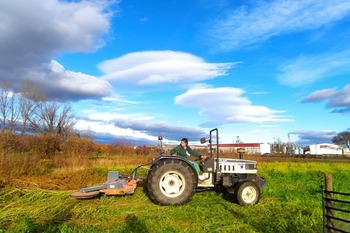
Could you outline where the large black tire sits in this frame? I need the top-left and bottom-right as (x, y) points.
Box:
(234, 181), (261, 205)
(147, 158), (197, 205)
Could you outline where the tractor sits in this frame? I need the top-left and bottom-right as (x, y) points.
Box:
(146, 128), (266, 205)
(71, 128), (266, 206)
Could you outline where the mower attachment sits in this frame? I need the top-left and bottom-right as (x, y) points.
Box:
(70, 171), (137, 200)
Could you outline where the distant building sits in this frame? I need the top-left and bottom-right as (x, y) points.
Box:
(260, 143), (272, 154)
(212, 143), (271, 154)
(303, 143), (344, 155)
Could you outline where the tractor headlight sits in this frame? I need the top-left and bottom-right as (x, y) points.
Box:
(246, 163), (256, 170)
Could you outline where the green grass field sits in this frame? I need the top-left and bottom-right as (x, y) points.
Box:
(1, 160), (349, 233)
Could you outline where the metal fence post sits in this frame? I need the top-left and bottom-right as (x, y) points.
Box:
(325, 173), (334, 232)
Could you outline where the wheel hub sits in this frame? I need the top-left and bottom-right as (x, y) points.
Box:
(241, 186), (257, 203)
(159, 171), (185, 197)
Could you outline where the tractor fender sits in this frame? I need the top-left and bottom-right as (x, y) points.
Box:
(149, 156), (199, 181)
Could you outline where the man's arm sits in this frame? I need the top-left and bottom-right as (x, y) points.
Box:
(188, 147), (200, 158)
(170, 145), (180, 155)
(188, 147), (207, 160)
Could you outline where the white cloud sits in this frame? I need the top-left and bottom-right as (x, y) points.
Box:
(0, 0), (111, 53)
(289, 130), (336, 145)
(75, 119), (157, 142)
(22, 61), (113, 100)
(277, 50), (350, 87)
(327, 85), (350, 105)
(301, 84), (350, 114)
(76, 109), (206, 142)
(0, 0), (113, 99)
(207, 0), (350, 51)
(101, 96), (137, 104)
(174, 85), (292, 125)
(301, 88), (337, 103)
(82, 109), (154, 122)
(99, 50), (235, 86)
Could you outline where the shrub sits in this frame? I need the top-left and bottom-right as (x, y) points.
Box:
(0, 131), (17, 154)
(60, 135), (99, 158)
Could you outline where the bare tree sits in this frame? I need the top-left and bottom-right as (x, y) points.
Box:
(19, 80), (45, 135)
(7, 90), (20, 132)
(0, 85), (9, 131)
(0, 83), (20, 132)
(0, 80), (76, 138)
(56, 104), (76, 138)
(29, 100), (76, 138)
(332, 131), (350, 149)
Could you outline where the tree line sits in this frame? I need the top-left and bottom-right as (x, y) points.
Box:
(332, 131), (350, 149)
(0, 81), (75, 138)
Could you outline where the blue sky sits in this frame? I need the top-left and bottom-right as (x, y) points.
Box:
(1, 0), (350, 146)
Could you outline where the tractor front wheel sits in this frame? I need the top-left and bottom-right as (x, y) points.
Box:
(147, 158), (197, 205)
(234, 181), (260, 205)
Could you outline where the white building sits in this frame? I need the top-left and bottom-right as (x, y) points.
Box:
(211, 143), (271, 154)
(260, 143), (271, 154)
(303, 143), (343, 155)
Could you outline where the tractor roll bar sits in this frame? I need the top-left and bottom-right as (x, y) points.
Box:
(209, 128), (220, 183)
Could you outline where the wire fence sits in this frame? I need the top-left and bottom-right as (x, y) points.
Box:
(322, 174), (350, 233)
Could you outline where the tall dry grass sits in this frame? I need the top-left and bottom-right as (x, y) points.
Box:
(0, 132), (163, 190)
(0, 131), (258, 175)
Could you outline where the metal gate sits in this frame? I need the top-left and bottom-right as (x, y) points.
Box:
(322, 174), (350, 233)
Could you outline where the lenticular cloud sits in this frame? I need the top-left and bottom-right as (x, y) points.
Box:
(99, 50), (234, 85)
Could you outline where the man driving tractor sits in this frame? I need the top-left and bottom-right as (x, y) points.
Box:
(170, 138), (206, 173)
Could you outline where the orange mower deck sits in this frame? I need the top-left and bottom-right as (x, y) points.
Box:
(70, 171), (138, 200)
(100, 178), (137, 195)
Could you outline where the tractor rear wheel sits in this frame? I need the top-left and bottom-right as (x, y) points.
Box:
(234, 181), (260, 205)
(147, 158), (197, 205)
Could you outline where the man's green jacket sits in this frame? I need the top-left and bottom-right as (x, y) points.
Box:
(170, 145), (200, 159)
